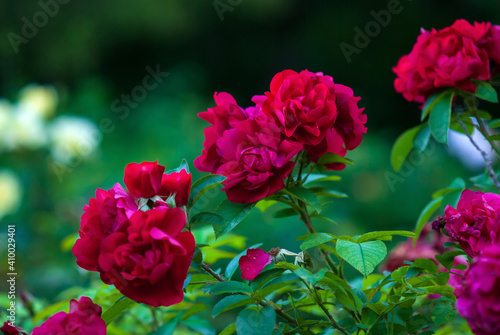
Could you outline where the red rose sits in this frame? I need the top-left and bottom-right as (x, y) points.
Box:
(215, 119), (303, 203)
(194, 92), (251, 173)
(73, 184), (137, 273)
(124, 161), (165, 198)
(98, 207), (195, 307)
(0, 322), (27, 335)
(305, 84), (366, 170)
(158, 169), (192, 207)
(32, 297), (106, 335)
(393, 19), (494, 103)
(444, 190), (500, 257)
(253, 70), (339, 146)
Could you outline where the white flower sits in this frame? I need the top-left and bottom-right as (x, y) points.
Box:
(49, 116), (101, 163)
(18, 84), (58, 119)
(4, 105), (48, 150)
(0, 170), (22, 220)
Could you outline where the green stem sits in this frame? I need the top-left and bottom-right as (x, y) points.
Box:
(309, 286), (349, 335)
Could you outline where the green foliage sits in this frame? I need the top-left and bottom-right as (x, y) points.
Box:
(336, 239), (387, 277)
(189, 174), (226, 210)
(429, 90), (454, 144)
(102, 297), (137, 326)
(213, 200), (255, 238)
(235, 306), (276, 335)
(390, 124), (425, 172)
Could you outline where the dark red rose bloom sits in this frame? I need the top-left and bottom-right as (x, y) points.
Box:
(194, 92), (254, 174)
(98, 207), (195, 307)
(444, 190), (500, 257)
(253, 70), (340, 146)
(215, 119), (303, 203)
(124, 161), (165, 198)
(158, 169), (192, 207)
(32, 297), (106, 335)
(456, 245), (500, 335)
(393, 19), (499, 104)
(239, 248), (272, 281)
(0, 322), (27, 335)
(304, 84), (367, 170)
(73, 183), (137, 274)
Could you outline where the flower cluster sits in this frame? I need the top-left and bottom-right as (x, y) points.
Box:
(32, 297), (106, 335)
(195, 70), (367, 203)
(72, 161), (195, 307)
(393, 19), (500, 103)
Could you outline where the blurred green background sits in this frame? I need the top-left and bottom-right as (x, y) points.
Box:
(0, 0), (499, 332)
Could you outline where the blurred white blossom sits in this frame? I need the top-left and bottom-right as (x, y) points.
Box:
(0, 170), (22, 220)
(49, 116), (101, 163)
(18, 84), (58, 119)
(448, 127), (497, 171)
(0, 100), (13, 152)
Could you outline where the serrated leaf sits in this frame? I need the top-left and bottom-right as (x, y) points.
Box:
(411, 258), (438, 274)
(472, 80), (499, 103)
(435, 251), (467, 270)
(283, 186), (321, 213)
(390, 125), (425, 172)
(355, 231), (415, 243)
(431, 302), (457, 326)
(429, 90), (454, 144)
(102, 296), (137, 325)
(214, 200), (254, 238)
(188, 174), (226, 209)
(236, 306), (276, 335)
(300, 233), (335, 250)
(209, 281), (253, 295)
(414, 197), (442, 246)
(212, 295), (254, 318)
(336, 239), (387, 277)
(190, 212), (225, 226)
(255, 200), (278, 213)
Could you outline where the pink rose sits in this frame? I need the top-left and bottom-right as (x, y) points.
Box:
(194, 92), (253, 173)
(97, 207), (195, 307)
(216, 119), (303, 203)
(444, 190), (500, 257)
(456, 245), (500, 335)
(393, 19), (494, 103)
(253, 70), (340, 146)
(32, 297), (106, 335)
(239, 248), (273, 281)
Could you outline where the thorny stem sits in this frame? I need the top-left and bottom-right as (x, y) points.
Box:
(458, 120), (500, 192)
(200, 263), (299, 327)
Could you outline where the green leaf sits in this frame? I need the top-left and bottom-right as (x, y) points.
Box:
(310, 213), (338, 225)
(212, 295), (254, 318)
(258, 273), (300, 298)
(355, 231), (415, 243)
(102, 296), (137, 326)
(390, 124), (425, 172)
(489, 119), (500, 128)
(188, 174), (226, 209)
(315, 190), (349, 198)
(33, 301), (68, 323)
(273, 208), (299, 218)
(435, 251), (466, 270)
(414, 197), (442, 246)
(214, 200), (254, 238)
(220, 323), (237, 335)
(182, 302), (207, 320)
(189, 212), (225, 226)
(181, 317), (216, 335)
(429, 90), (454, 144)
(166, 159), (190, 174)
(411, 258), (438, 274)
(236, 306), (276, 335)
(440, 189), (463, 213)
(255, 200), (278, 213)
(154, 317), (179, 335)
(317, 152), (354, 166)
(413, 124), (431, 152)
(303, 174), (342, 185)
(391, 266), (409, 283)
(472, 80), (499, 103)
(209, 281), (253, 295)
(283, 186), (322, 213)
(336, 239), (387, 277)
(431, 302), (457, 326)
(300, 233), (335, 250)
(431, 178), (465, 199)
(421, 91), (443, 121)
